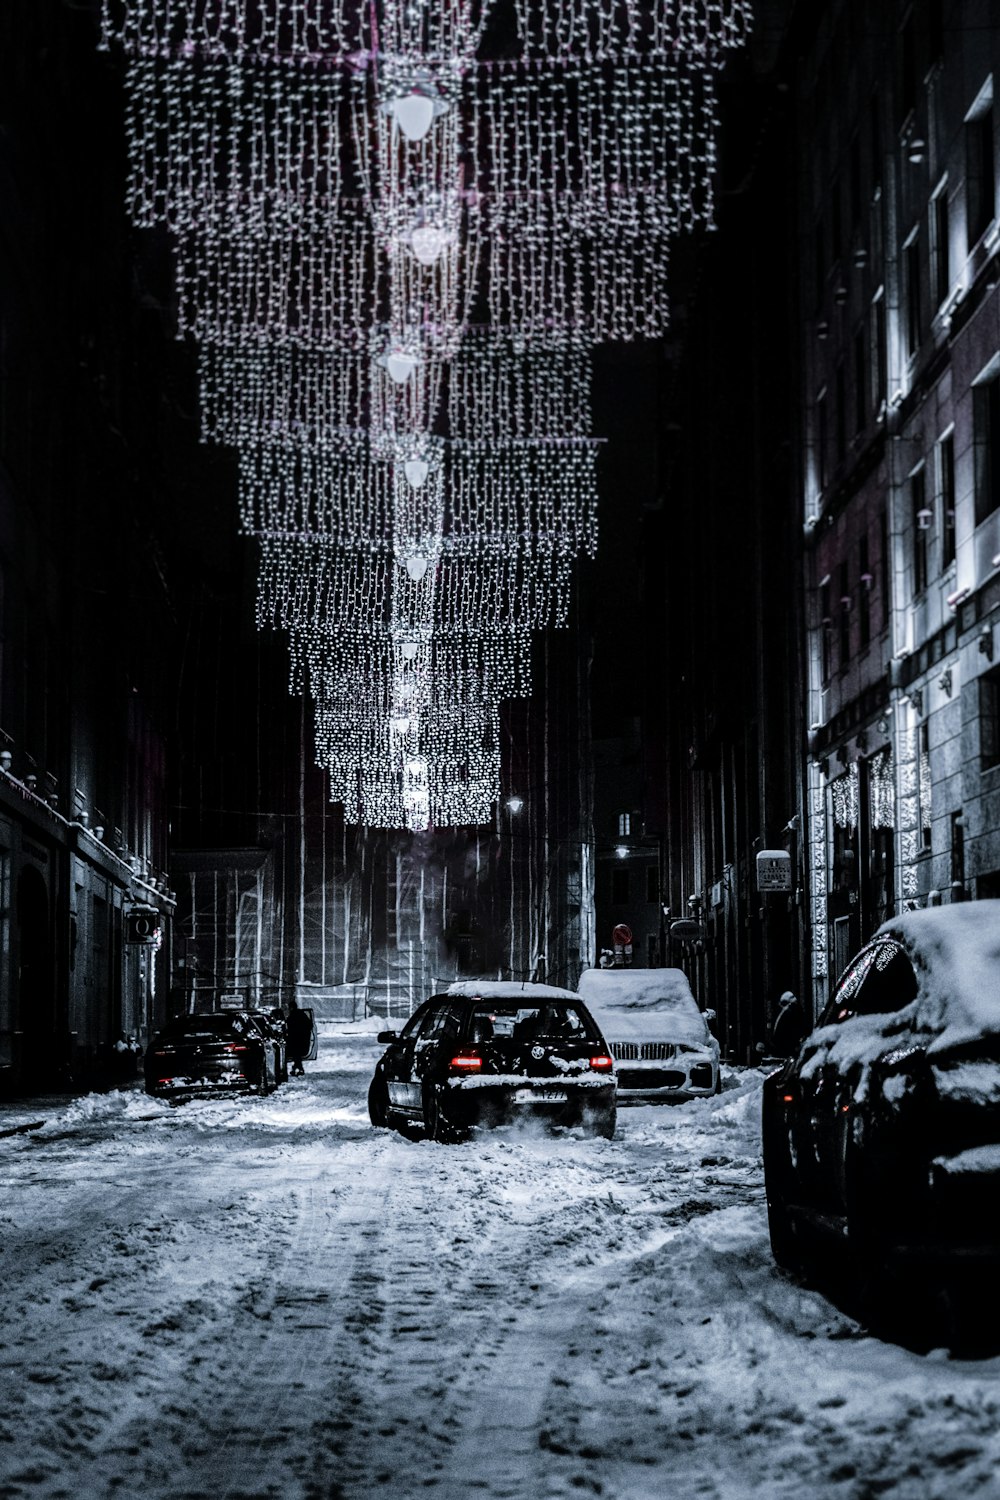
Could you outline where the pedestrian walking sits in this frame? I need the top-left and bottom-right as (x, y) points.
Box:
(286, 999), (313, 1077)
(770, 990), (807, 1057)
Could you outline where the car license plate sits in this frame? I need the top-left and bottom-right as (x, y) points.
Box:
(513, 1087), (567, 1104)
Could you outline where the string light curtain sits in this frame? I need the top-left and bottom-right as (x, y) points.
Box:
(99, 0), (752, 830)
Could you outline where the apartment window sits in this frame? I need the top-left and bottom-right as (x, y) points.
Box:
(617, 811), (631, 837)
(932, 185), (950, 308)
(939, 431), (956, 568)
(973, 372), (1000, 526)
(966, 100), (995, 250)
(869, 94), (883, 195)
(912, 467), (929, 594)
(928, 0), (944, 64)
(611, 867), (630, 905)
(817, 390), (828, 490)
(880, 510), (891, 627)
(898, 13), (917, 123)
(981, 665), (1000, 770)
(872, 290), (887, 410)
(917, 721), (932, 850)
(853, 324), (867, 434)
(904, 235), (922, 357)
(645, 866), (659, 904)
(849, 136), (862, 229)
(821, 578), (832, 685)
(858, 534), (871, 649)
(951, 810), (966, 888)
(814, 220), (826, 306)
(838, 560), (851, 666)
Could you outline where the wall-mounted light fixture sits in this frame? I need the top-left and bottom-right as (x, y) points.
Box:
(614, 844), (630, 860)
(916, 508), (933, 530)
(505, 795), (524, 815)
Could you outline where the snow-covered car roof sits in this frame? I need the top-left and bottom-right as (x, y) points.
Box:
(875, 901), (1000, 1050)
(445, 980), (584, 1005)
(575, 969), (711, 1047)
(799, 901), (1000, 1088)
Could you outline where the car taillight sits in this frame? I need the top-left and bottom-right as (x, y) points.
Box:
(589, 1055), (614, 1071)
(224, 1044), (249, 1053)
(449, 1054), (482, 1072)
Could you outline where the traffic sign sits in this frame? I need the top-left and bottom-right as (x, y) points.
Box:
(612, 923), (633, 946)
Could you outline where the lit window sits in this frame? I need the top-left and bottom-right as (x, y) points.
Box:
(966, 98), (995, 250)
(973, 372), (1000, 526)
(618, 812), (630, 838)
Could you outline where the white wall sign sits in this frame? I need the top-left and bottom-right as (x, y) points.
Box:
(756, 849), (792, 892)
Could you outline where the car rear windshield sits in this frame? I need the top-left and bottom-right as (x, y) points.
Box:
(465, 1003), (601, 1045)
(159, 1014), (258, 1041)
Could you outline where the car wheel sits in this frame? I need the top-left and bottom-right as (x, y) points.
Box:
(422, 1082), (456, 1143)
(584, 1105), (616, 1139)
(367, 1075), (389, 1129)
(256, 1058), (271, 1097)
(762, 1098), (804, 1274)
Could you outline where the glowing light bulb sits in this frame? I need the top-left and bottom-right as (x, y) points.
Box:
(404, 457), (430, 488)
(404, 554), (429, 582)
(386, 350), (419, 384)
(410, 224), (451, 265)
(400, 640), (420, 661)
(391, 93), (435, 143)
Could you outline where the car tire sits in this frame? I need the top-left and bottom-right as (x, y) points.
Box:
(367, 1075), (389, 1129)
(762, 1099), (804, 1274)
(422, 1082), (456, 1143)
(256, 1061), (271, 1097)
(585, 1105), (616, 1139)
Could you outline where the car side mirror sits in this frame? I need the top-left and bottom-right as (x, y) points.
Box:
(377, 1030), (398, 1044)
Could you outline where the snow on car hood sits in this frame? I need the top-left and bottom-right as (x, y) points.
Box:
(576, 969), (712, 1047)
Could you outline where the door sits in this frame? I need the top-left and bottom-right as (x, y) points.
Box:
(383, 1001), (434, 1112)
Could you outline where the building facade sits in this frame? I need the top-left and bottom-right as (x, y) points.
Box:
(802, 0), (1000, 1013)
(1, 2), (176, 1089)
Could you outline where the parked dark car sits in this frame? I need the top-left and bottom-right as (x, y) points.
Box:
(368, 981), (617, 1141)
(762, 903), (1000, 1340)
(145, 1012), (284, 1100)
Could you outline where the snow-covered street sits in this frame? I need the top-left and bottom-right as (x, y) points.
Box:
(2, 1025), (999, 1500)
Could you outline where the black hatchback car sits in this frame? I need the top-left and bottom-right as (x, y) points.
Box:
(762, 903), (1000, 1334)
(144, 1011), (284, 1100)
(367, 982), (617, 1141)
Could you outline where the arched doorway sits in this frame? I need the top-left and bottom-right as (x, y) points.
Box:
(17, 865), (55, 1088)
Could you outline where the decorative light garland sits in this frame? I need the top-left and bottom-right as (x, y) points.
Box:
(100, 0), (751, 829)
